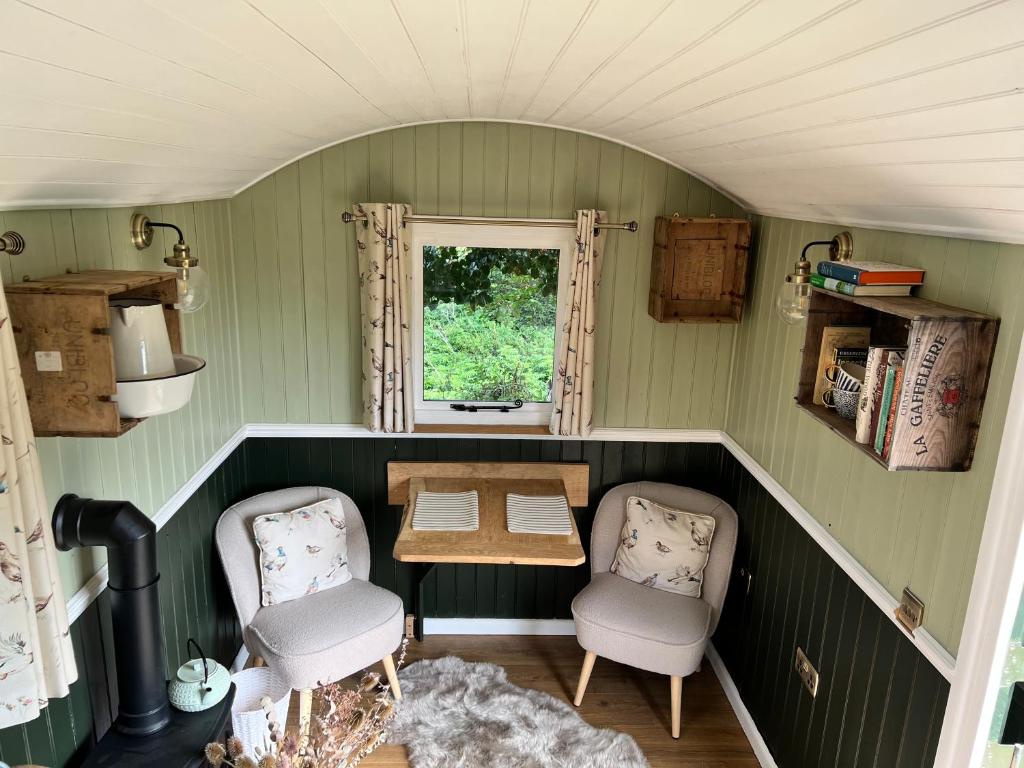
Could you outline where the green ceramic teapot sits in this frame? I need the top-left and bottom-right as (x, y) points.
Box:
(168, 639), (231, 713)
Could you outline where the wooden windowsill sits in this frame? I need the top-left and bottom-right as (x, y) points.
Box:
(414, 424), (550, 436)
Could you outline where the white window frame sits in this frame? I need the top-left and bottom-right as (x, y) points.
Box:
(410, 222), (574, 426)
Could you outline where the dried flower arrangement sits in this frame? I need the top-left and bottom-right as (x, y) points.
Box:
(205, 640), (407, 768)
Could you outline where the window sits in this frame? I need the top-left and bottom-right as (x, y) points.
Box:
(411, 223), (574, 425)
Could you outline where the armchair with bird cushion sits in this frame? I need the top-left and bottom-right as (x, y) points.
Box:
(570, 482), (738, 739)
(216, 487), (405, 742)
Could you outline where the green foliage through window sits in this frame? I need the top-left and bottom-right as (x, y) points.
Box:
(422, 245), (559, 403)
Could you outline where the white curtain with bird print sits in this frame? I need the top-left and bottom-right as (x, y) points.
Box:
(0, 276), (76, 727)
(550, 209), (605, 437)
(356, 203), (414, 433)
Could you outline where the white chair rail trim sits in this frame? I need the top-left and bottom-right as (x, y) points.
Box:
(63, 422), (955, 684)
(64, 424), (249, 623)
(423, 618), (578, 636)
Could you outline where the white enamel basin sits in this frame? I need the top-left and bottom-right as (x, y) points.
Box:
(115, 354), (206, 418)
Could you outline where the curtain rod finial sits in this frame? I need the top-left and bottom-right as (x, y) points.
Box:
(0, 231), (25, 255)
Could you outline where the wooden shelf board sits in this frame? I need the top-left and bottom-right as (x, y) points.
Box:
(657, 315), (740, 325)
(34, 417), (144, 439)
(809, 287), (994, 322)
(7, 270), (172, 296)
(796, 402), (889, 470)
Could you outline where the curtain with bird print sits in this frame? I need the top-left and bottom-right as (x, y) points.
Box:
(550, 209), (605, 437)
(0, 275), (76, 727)
(356, 203), (414, 433)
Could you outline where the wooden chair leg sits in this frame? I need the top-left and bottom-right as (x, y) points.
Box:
(252, 655), (266, 668)
(382, 653), (402, 700)
(298, 688), (313, 749)
(670, 676), (683, 739)
(574, 651), (597, 707)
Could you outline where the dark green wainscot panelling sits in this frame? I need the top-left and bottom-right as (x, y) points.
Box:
(240, 436), (951, 768)
(715, 450), (950, 768)
(0, 436), (950, 768)
(0, 448), (247, 768)
(238, 436), (729, 619)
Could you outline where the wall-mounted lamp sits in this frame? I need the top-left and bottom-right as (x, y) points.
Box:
(0, 231), (25, 256)
(130, 214), (210, 313)
(776, 231), (853, 324)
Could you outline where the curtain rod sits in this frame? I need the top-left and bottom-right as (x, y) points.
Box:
(340, 211), (638, 232)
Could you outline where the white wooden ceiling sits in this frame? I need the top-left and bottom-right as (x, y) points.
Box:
(1, 0), (1022, 243)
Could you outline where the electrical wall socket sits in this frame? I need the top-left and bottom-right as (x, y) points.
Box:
(405, 614), (415, 639)
(795, 647), (819, 697)
(895, 587), (925, 636)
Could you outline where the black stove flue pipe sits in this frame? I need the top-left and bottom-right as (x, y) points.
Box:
(53, 494), (172, 736)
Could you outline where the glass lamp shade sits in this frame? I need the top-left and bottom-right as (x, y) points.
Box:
(776, 279), (812, 324)
(175, 265), (210, 313)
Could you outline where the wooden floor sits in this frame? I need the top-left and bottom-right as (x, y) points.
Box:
(350, 635), (758, 768)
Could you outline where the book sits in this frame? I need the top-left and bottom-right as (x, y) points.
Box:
(809, 274), (914, 297)
(855, 348), (885, 444)
(813, 326), (871, 405)
(882, 365), (905, 460)
(834, 346), (869, 369)
(867, 355), (889, 447)
(874, 351), (906, 455)
(817, 261), (925, 286)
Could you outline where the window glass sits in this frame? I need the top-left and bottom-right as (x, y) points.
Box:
(421, 245), (559, 404)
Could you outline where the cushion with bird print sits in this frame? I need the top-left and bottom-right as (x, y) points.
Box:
(610, 496), (717, 598)
(252, 498), (352, 607)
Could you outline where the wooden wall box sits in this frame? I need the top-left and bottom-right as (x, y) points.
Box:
(649, 216), (751, 323)
(796, 288), (998, 471)
(6, 270), (182, 437)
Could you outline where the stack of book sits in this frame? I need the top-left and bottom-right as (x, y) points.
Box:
(856, 347), (908, 459)
(812, 261), (925, 297)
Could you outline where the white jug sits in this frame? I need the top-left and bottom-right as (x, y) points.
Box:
(109, 299), (175, 381)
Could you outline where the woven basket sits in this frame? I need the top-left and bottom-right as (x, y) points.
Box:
(231, 667), (291, 756)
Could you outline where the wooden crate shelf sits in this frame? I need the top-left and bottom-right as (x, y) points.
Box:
(649, 216), (751, 323)
(796, 288), (998, 472)
(6, 270), (182, 437)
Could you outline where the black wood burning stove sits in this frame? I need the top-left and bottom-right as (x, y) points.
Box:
(54, 494), (234, 767)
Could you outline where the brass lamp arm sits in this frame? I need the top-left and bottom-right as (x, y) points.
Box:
(786, 231), (854, 286)
(145, 221), (186, 245)
(130, 213), (198, 269)
(801, 239), (835, 261)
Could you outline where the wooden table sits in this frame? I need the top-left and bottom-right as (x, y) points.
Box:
(394, 477), (586, 566)
(387, 462), (589, 638)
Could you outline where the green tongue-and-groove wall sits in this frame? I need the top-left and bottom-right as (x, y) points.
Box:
(3, 121), (1019, 766)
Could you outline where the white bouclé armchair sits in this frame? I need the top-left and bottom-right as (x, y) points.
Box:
(571, 481), (738, 738)
(216, 486), (405, 739)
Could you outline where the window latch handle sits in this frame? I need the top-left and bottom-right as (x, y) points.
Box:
(450, 400), (524, 414)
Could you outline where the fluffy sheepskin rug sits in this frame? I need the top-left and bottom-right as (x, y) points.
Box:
(386, 656), (649, 767)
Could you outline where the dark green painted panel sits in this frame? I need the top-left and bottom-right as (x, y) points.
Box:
(1, 437), (950, 768)
(715, 451), (949, 768)
(230, 436), (953, 768)
(0, 449), (245, 768)
(237, 436), (728, 616)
